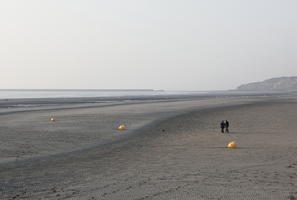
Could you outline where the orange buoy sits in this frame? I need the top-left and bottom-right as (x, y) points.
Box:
(227, 141), (237, 148)
(117, 125), (126, 130)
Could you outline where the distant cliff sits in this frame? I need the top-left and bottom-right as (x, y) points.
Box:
(237, 77), (297, 91)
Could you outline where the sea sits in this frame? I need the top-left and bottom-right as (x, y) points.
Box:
(0, 89), (207, 99)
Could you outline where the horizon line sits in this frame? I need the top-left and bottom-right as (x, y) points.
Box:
(0, 88), (224, 92)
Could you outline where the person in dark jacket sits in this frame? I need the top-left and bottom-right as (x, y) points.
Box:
(225, 120), (230, 133)
(220, 120), (225, 133)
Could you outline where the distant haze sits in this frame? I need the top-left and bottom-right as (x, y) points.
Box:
(1, 0), (297, 90)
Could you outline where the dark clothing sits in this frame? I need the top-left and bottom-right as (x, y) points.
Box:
(220, 121), (225, 133)
(225, 120), (230, 133)
(225, 121), (229, 128)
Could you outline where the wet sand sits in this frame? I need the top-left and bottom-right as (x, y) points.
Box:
(1, 95), (297, 199)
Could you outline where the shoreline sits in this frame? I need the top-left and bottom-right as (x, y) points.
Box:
(0, 90), (292, 106)
(0, 92), (294, 117)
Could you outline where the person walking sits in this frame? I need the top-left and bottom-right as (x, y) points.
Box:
(220, 120), (225, 133)
(225, 120), (230, 133)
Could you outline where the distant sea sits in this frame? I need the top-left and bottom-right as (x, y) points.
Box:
(0, 89), (207, 99)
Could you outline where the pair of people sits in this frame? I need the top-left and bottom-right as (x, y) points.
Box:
(220, 120), (229, 133)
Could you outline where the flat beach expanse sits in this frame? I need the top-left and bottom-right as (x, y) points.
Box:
(1, 94), (297, 199)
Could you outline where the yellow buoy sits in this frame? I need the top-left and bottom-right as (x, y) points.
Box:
(49, 117), (57, 122)
(117, 125), (126, 130)
(227, 141), (237, 148)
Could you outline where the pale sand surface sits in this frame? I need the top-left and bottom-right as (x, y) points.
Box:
(0, 96), (257, 163)
(0, 95), (297, 199)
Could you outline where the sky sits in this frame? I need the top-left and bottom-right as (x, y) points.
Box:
(1, 0), (297, 90)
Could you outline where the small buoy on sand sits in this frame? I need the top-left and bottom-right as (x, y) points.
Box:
(227, 141), (237, 148)
(49, 117), (57, 122)
(117, 125), (126, 130)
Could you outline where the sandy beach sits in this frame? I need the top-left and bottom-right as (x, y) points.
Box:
(1, 94), (297, 199)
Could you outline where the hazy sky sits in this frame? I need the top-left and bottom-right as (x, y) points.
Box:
(1, 0), (297, 90)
